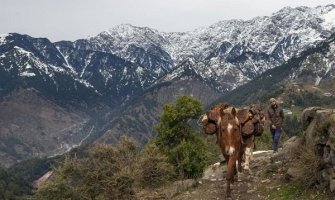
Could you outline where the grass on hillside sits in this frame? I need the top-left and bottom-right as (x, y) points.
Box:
(267, 182), (329, 200)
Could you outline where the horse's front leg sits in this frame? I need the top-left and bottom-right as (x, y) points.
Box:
(225, 179), (232, 199)
(225, 156), (237, 199)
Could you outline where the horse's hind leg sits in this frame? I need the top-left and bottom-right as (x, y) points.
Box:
(237, 151), (243, 182)
(238, 148), (243, 173)
(244, 147), (253, 174)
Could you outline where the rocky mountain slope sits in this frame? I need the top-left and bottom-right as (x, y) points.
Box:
(97, 62), (221, 144)
(0, 89), (91, 168)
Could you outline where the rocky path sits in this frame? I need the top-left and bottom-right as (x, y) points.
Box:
(172, 151), (285, 200)
(139, 147), (330, 200)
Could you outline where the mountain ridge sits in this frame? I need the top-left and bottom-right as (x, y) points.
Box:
(1, 5), (335, 167)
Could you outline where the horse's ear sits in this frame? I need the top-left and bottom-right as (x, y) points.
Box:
(220, 107), (225, 116)
(232, 108), (240, 125)
(231, 107), (237, 117)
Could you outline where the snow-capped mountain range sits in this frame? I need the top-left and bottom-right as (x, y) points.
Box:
(1, 5), (335, 104)
(85, 4), (335, 90)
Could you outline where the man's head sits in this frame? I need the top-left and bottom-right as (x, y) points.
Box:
(270, 98), (277, 106)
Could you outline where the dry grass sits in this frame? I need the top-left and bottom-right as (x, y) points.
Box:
(290, 144), (320, 186)
(137, 144), (176, 188)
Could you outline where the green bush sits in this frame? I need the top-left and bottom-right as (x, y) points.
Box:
(255, 128), (272, 150)
(153, 96), (207, 179)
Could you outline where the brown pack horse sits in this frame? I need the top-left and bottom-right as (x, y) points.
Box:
(200, 103), (265, 198)
(201, 103), (242, 199)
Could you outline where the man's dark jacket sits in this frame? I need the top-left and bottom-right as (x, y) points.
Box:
(267, 105), (284, 128)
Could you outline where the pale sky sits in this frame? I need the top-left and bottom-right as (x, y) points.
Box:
(1, 0), (334, 42)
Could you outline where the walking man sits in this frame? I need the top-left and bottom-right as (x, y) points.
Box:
(267, 98), (284, 154)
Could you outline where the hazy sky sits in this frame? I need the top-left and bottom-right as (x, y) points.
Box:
(1, 0), (334, 42)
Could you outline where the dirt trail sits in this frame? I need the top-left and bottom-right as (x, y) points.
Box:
(138, 150), (330, 200)
(172, 151), (284, 200)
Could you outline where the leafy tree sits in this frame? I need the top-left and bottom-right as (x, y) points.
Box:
(153, 96), (207, 179)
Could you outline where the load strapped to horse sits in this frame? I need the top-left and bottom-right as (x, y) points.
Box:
(199, 103), (265, 199)
(201, 103), (264, 137)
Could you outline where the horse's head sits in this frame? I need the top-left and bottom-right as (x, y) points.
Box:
(218, 107), (241, 156)
(200, 103), (229, 135)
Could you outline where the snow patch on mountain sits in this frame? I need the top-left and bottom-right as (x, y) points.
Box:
(80, 52), (95, 78)
(322, 6), (335, 30)
(55, 46), (77, 74)
(74, 78), (99, 93)
(14, 46), (32, 56)
(20, 71), (36, 77)
(0, 34), (8, 45)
